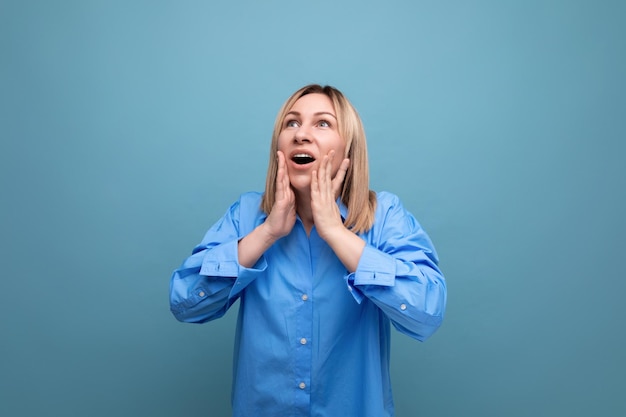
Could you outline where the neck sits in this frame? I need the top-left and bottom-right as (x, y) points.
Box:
(294, 191), (314, 235)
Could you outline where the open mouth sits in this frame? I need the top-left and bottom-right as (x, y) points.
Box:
(292, 153), (316, 165)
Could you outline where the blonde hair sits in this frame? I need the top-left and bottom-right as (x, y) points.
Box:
(261, 84), (376, 234)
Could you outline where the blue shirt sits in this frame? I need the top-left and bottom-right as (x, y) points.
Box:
(170, 191), (446, 417)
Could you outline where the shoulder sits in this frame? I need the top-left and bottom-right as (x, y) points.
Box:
(238, 191), (264, 205)
(232, 191), (264, 216)
(373, 190), (403, 212)
(371, 190), (420, 230)
(232, 192), (266, 233)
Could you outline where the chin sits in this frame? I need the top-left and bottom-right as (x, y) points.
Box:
(288, 177), (311, 194)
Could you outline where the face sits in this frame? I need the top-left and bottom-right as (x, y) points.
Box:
(277, 93), (346, 193)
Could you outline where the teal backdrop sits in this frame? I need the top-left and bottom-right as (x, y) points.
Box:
(2, 1), (625, 416)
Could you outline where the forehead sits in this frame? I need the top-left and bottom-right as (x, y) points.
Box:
(289, 93), (335, 114)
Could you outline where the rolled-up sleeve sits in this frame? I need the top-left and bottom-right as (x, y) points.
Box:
(345, 193), (447, 341)
(169, 196), (267, 323)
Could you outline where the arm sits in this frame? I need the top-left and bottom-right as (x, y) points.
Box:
(171, 152), (296, 323)
(311, 151), (364, 271)
(238, 150), (295, 268)
(169, 196), (267, 323)
(348, 194), (447, 341)
(310, 155), (446, 340)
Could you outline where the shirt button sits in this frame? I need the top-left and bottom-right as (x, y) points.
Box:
(300, 338), (307, 345)
(299, 382), (306, 389)
(199, 291), (205, 297)
(301, 294), (308, 301)
(400, 303), (407, 311)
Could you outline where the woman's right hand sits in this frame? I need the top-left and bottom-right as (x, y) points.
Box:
(263, 151), (296, 240)
(238, 151), (295, 268)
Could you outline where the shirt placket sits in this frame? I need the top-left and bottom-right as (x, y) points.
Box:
(293, 225), (314, 415)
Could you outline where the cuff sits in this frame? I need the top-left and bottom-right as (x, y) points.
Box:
(353, 245), (396, 287)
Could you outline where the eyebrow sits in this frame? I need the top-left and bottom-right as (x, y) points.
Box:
(286, 111), (337, 120)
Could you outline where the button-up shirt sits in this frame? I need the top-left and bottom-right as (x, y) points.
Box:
(170, 191), (446, 417)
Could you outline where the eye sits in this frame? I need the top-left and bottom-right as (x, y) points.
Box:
(318, 120), (330, 128)
(285, 119), (299, 128)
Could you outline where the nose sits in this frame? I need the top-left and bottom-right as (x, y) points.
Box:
(294, 126), (312, 143)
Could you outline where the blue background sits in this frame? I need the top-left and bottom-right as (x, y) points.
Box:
(1, 1), (625, 416)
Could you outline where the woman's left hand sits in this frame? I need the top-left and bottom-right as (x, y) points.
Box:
(310, 150), (350, 242)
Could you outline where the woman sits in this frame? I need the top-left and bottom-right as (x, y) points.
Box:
(170, 84), (447, 417)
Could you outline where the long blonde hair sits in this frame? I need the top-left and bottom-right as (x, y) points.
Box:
(261, 84), (376, 233)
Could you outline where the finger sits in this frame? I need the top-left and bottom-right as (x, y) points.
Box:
(311, 169), (318, 195)
(312, 155), (325, 197)
(317, 151), (333, 196)
(276, 151), (289, 200)
(331, 158), (350, 198)
(325, 151), (334, 187)
(276, 151), (284, 191)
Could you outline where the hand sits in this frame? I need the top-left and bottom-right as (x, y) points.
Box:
(310, 150), (350, 242)
(262, 151), (297, 240)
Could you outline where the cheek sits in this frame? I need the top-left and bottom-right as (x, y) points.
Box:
(338, 144), (347, 158)
(329, 158), (344, 177)
(276, 133), (289, 152)
(335, 135), (347, 156)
